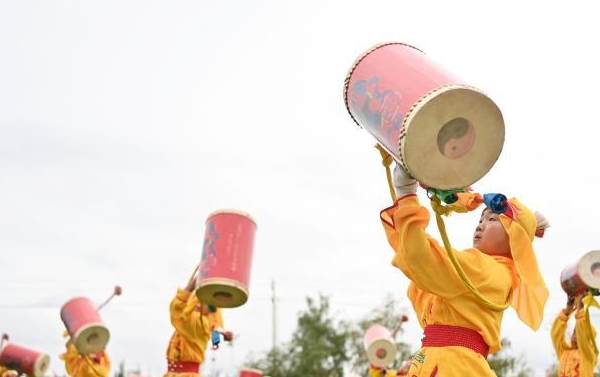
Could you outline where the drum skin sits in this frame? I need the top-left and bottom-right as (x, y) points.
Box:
(363, 324), (396, 368)
(196, 209), (257, 308)
(344, 42), (504, 190)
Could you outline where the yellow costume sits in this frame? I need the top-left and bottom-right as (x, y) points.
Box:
(551, 302), (598, 377)
(380, 195), (548, 376)
(59, 338), (111, 377)
(368, 362), (410, 377)
(163, 288), (223, 377)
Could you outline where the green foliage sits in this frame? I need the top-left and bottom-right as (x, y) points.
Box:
(244, 294), (539, 377)
(487, 338), (532, 377)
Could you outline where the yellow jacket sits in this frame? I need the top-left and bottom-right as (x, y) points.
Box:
(380, 196), (514, 376)
(163, 289), (223, 377)
(59, 340), (111, 377)
(551, 308), (598, 377)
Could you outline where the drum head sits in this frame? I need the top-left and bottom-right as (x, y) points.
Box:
(73, 323), (110, 355)
(400, 85), (504, 190)
(577, 250), (600, 288)
(33, 354), (50, 377)
(365, 338), (396, 367)
(196, 278), (248, 308)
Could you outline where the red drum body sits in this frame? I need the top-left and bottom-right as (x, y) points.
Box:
(0, 343), (50, 377)
(196, 210), (257, 308)
(60, 297), (110, 354)
(239, 368), (262, 377)
(363, 324), (396, 368)
(344, 42), (504, 190)
(561, 250), (600, 296)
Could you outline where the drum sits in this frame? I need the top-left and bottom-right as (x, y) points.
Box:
(196, 209), (257, 308)
(343, 42), (505, 190)
(60, 297), (110, 354)
(0, 343), (50, 377)
(363, 324), (396, 368)
(561, 250), (600, 296)
(239, 368), (262, 377)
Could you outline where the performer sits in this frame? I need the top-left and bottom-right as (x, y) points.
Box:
(0, 366), (18, 377)
(368, 360), (411, 377)
(163, 273), (224, 377)
(59, 331), (111, 377)
(379, 163), (550, 376)
(551, 292), (599, 377)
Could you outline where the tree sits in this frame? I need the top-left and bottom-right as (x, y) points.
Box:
(488, 338), (532, 377)
(345, 293), (414, 375)
(245, 293), (536, 377)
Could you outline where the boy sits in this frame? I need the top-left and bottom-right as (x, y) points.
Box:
(380, 163), (549, 376)
(163, 275), (224, 377)
(551, 292), (598, 377)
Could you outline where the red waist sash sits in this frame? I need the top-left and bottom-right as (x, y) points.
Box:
(167, 360), (200, 373)
(422, 324), (490, 358)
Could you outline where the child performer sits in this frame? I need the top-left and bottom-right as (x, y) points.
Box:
(551, 292), (599, 377)
(163, 273), (224, 377)
(379, 163), (550, 376)
(59, 332), (111, 377)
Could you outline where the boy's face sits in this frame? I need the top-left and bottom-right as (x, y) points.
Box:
(473, 209), (511, 257)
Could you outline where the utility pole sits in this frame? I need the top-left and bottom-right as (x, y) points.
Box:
(271, 279), (277, 349)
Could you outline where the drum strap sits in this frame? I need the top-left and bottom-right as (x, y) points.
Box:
(375, 144), (397, 202)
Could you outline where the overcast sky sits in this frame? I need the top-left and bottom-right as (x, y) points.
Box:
(1, 1), (600, 377)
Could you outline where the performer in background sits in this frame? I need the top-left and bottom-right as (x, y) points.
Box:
(59, 331), (111, 377)
(0, 366), (18, 377)
(379, 162), (550, 376)
(163, 272), (225, 377)
(551, 292), (599, 377)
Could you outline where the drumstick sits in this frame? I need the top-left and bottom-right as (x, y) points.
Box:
(97, 285), (123, 311)
(188, 264), (200, 286)
(391, 314), (409, 338)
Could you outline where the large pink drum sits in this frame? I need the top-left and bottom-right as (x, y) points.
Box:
(196, 209), (257, 308)
(239, 368), (262, 377)
(0, 343), (50, 377)
(344, 42), (504, 190)
(561, 250), (600, 296)
(363, 324), (396, 368)
(60, 297), (110, 354)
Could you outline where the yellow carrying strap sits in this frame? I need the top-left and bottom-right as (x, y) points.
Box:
(430, 195), (510, 311)
(376, 145), (509, 311)
(375, 144), (397, 202)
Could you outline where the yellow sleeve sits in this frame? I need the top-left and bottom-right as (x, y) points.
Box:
(380, 196), (506, 298)
(169, 289), (211, 341)
(550, 310), (568, 358)
(575, 307), (598, 377)
(60, 339), (111, 377)
(60, 341), (81, 377)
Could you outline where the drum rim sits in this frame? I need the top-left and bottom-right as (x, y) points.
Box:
(343, 41), (423, 129)
(206, 209), (257, 226)
(196, 278), (249, 308)
(399, 84), (504, 189)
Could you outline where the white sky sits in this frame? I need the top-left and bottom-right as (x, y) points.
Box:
(1, 1), (600, 377)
